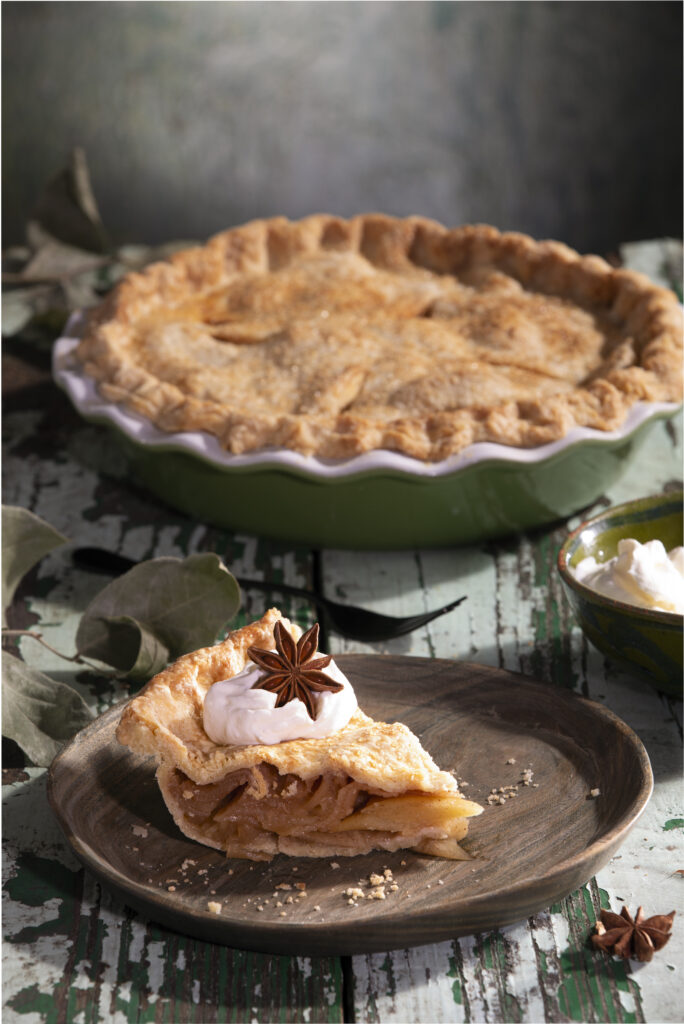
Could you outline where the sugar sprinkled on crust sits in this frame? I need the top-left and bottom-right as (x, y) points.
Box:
(76, 215), (683, 463)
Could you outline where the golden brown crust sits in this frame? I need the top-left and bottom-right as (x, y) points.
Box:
(116, 609), (478, 860)
(77, 215), (683, 461)
(116, 608), (458, 794)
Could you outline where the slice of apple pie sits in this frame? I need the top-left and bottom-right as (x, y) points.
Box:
(116, 608), (482, 861)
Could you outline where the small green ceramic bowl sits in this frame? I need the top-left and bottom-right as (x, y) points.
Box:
(558, 492), (683, 695)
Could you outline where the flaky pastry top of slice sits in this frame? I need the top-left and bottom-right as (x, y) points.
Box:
(116, 608), (459, 796)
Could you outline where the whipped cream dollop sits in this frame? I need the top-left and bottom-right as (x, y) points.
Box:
(203, 654), (358, 746)
(572, 538), (684, 614)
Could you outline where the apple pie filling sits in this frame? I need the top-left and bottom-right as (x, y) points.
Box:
(160, 760), (481, 860)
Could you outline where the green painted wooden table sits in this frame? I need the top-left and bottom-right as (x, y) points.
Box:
(3, 241), (682, 1023)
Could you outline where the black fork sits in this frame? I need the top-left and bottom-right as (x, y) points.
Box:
(71, 547), (467, 644)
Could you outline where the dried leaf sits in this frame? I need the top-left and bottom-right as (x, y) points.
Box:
(1, 285), (57, 336)
(2, 506), (68, 624)
(1, 144), (200, 337)
(75, 553), (241, 680)
(20, 226), (106, 282)
(1, 221), (108, 325)
(31, 147), (109, 254)
(82, 614), (170, 682)
(1, 651), (93, 767)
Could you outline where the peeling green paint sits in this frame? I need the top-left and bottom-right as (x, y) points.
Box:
(480, 931), (496, 971)
(3, 851), (83, 943)
(598, 886), (613, 911)
(552, 886), (643, 1023)
(6, 982), (59, 1021)
(447, 947), (463, 1004)
(663, 818), (684, 831)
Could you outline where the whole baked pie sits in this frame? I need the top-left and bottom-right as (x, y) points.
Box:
(77, 215), (682, 461)
(116, 609), (483, 861)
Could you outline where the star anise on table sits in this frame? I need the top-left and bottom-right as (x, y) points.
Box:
(247, 621), (343, 721)
(592, 905), (676, 962)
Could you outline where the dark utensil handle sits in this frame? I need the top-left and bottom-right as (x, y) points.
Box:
(71, 547), (322, 607)
(72, 547), (137, 574)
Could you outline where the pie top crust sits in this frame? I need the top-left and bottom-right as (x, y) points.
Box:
(77, 214), (683, 461)
(116, 607), (459, 797)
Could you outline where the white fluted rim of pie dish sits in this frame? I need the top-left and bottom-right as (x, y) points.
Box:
(53, 315), (682, 481)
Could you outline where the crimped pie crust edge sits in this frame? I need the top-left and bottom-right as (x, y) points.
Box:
(75, 214), (683, 462)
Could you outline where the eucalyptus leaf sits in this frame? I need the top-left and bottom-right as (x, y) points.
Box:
(31, 147), (109, 254)
(76, 553), (241, 678)
(2, 651), (93, 767)
(19, 230), (106, 283)
(1, 282), (66, 337)
(2, 286), (50, 336)
(3, 244), (32, 267)
(2, 506), (68, 623)
(86, 615), (170, 681)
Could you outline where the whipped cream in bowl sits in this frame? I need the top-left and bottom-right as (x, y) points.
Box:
(557, 491), (683, 693)
(203, 623), (358, 746)
(572, 538), (684, 615)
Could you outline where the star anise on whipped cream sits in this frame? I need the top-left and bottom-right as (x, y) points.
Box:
(247, 621), (343, 721)
(592, 905), (675, 962)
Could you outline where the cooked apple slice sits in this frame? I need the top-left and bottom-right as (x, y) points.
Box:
(413, 836), (473, 860)
(330, 792), (483, 834)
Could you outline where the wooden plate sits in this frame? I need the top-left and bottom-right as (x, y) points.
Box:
(47, 656), (652, 956)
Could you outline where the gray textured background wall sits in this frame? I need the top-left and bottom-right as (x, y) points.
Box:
(2, 1), (682, 255)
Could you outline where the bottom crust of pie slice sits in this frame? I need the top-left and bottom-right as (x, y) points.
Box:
(157, 759), (483, 861)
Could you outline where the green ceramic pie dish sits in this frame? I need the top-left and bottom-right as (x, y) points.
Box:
(557, 492), (683, 694)
(54, 331), (682, 550)
(113, 419), (678, 550)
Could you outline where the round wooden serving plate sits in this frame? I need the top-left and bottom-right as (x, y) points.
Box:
(48, 656), (652, 956)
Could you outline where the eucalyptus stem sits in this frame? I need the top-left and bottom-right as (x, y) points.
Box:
(1, 628), (108, 673)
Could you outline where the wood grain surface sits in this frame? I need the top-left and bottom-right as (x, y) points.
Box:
(48, 656), (652, 956)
